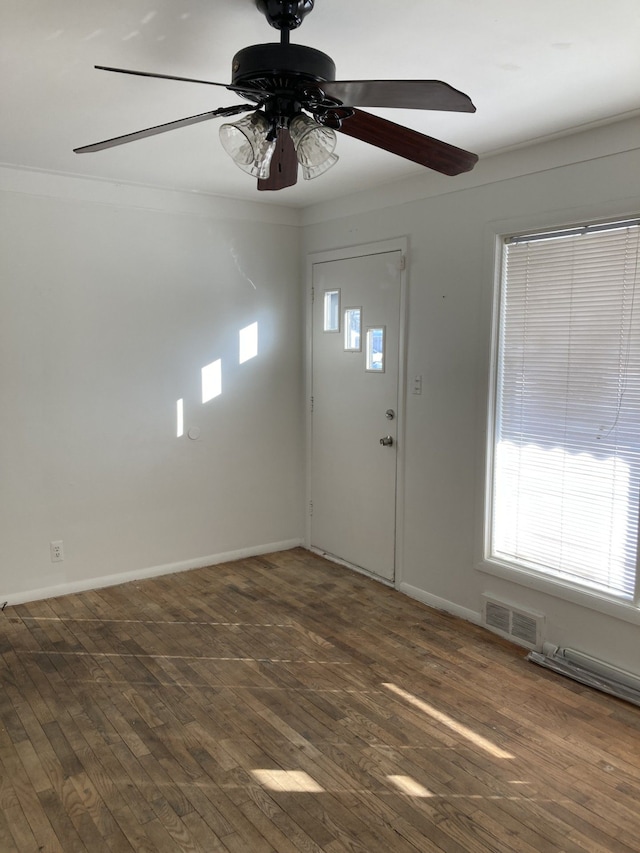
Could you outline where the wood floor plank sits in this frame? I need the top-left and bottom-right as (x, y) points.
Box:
(109, 803), (161, 853)
(37, 788), (89, 853)
(108, 741), (167, 825)
(3, 547), (640, 852)
(2, 804), (39, 853)
(0, 808), (20, 853)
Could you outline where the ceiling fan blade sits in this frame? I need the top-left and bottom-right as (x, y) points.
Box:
(337, 109), (478, 176)
(74, 105), (252, 153)
(258, 129), (298, 191)
(322, 80), (475, 112)
(94, 65), (263, 99)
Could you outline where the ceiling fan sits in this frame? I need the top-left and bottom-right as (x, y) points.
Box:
(74, 0), (478, 191)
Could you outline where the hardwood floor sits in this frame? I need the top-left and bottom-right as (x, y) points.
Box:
(1, 548), (640, 852)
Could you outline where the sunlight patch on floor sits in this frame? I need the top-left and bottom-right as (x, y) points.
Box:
(387, 775), (434, 797)
(251, 769), (324, 793)
(383, 682), (514, 760)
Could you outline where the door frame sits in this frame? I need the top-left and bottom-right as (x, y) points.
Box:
(305, 237), (409, 589)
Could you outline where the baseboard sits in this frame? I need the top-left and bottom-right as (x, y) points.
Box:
(399, 582), (482, 626)
(1, 539), (303, 607)
(308, 547), (394, 587)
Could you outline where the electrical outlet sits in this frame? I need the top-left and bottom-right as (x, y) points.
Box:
(50, 540), (64, 562)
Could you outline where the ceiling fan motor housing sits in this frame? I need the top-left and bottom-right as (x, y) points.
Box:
(256, 0), (314, 30)
(232, 43), (336, 86)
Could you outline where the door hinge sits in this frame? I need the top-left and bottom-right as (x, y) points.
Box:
(311, 286), (315, 303)
(310, 396), (314, 413)
(309, 501), (313, 516)
(397, 254), (406, 271)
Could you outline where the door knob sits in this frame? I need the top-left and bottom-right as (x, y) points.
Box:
(380, 435), (394, 447)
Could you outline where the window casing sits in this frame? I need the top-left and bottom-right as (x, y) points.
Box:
(487, 219), (640, 605)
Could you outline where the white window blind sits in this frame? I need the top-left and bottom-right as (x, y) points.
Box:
(490, 220), (640, 601)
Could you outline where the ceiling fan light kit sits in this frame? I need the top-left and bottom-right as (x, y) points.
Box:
(219, 112), (277, 179)
(289, 115), (338, 180)
(74, 0), (478, 191)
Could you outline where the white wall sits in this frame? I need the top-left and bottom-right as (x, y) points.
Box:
(0, 170), (304, 603)
(302, 117), (640, 677)
(2, 117), (639, 679)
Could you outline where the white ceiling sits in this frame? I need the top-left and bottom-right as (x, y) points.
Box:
(2, 0), (639, 207)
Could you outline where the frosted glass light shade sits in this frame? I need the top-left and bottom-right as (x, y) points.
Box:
(219, 112), (275, 179)
(289, 114), (339, 180)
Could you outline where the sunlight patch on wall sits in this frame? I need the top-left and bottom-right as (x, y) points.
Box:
(383, 683), (514, 760)
(202, 359), (222, 403)
(176, 399), (184, 437)
(239, 322), (258, 364)
(251, 769), (324, 793)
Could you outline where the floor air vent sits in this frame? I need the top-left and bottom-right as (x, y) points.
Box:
(483, 596), (543, 650)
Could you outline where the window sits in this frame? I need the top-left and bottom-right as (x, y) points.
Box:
(344, 307), (362, 351)
(488, 219), (640, 602)
(323, 290), (340, 332)
(366, 326), (385, 372)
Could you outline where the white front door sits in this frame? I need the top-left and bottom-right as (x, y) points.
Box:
(310, 247), (403, 582)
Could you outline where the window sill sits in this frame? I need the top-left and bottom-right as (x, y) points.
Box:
(477, 558), (640, 627)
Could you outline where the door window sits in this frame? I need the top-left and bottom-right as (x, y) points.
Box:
(365, 326), (385, 372)
(344, 307), (362, 351)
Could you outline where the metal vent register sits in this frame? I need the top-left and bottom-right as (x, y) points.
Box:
(483, 596), (543, 650)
